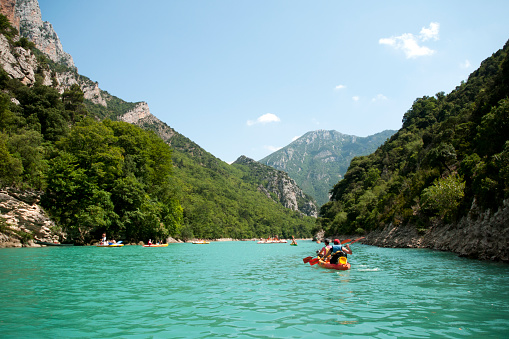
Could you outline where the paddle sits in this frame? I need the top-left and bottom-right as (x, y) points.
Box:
(303, 256), (314, 263)
(309, 257), (321, 265)
(344, 237), (365, 245)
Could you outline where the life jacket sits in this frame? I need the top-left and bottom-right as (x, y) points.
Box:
(331, 244), (347, 258)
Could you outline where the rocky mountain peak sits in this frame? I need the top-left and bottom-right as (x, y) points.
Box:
(260, 129), (396, 206)
(15, 0), (75, 69)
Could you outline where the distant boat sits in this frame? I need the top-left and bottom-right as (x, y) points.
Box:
(257, 239), (288, 244)
(143, 244), (169, 247)
(96, 243), (124, 247)
(192, 241), (210, 244)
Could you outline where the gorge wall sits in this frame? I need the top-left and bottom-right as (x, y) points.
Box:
(361, 199), (509, 262)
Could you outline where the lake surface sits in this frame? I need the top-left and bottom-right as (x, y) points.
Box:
(1, 240), (508, 338)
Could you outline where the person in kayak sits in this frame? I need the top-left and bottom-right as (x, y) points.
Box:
(100, 233), (107, 245)
(291, 236), (297, 245)
(318, 239), (332, 259)
(329, 239), (352, 264)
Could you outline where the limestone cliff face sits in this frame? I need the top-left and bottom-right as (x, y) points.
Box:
(233, 156), (318, 217)
(362, 199), (509, 262)
(0, 189), (65, 247)
(54, 71), (107, 106)
(0, 0), (109, 106)
(119, 102), (152, 123)
(15, 0), (74, 68)
(0, 33), (51, 86)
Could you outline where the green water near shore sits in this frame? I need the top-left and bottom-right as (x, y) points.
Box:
(1, 241), (508, 338)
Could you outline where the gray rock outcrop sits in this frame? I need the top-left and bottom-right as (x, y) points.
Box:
(0, 188), (64, 247)
(16, 0), (74, 68)
(363, 199), (509, 262)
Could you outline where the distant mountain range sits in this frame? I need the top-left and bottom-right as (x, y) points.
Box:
(259, 129), (396, 206)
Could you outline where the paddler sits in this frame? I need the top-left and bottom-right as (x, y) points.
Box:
(318, 239), (332, 259)
(329, 239), (352, 264)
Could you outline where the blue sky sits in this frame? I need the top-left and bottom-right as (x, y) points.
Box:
(38, 0), (509, 164)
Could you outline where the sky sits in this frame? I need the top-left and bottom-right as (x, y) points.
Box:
(37, 0), (509, 164)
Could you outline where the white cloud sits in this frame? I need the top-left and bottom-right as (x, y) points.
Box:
(379, 22), (439, 59)
(247, 113), (281, 126)
(372, 94), (388, 102)
(335, 84), (346, 90)
(352, 96), (360, 101)
(460, 59), (471, 69)
(419, 22), (440, 41)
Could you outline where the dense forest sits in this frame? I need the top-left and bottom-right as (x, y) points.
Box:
(0, 15), (316, 244)
(319, 40), (509, 236)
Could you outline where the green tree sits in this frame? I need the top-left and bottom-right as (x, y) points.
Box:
(421, 174), (466, 219)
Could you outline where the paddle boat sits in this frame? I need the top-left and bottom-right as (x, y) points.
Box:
(97, 243), (124, 247)
(143, 243), (168, 247)
(303, 256), (350, 270)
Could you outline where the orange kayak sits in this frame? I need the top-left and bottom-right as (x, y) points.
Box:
(318, 259), (351, 270)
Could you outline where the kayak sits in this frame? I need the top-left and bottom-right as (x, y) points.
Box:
(317, 259), (350, 270)
(290, 243), (298, 246)
(97, 244), (124, 247)
(192, 241), (210, 244)
(143, 244), (168, 247)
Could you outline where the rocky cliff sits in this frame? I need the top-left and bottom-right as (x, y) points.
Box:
(0, 0), (111, 107)
(0, 188), (65, 247)
(0, 32), (51, 85)
(15, 0), (74, 68)
(361, 199), (509, 262)
(233, 156), (318, 217)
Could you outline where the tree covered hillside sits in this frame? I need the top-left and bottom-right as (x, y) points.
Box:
(319, 40), (509, 237)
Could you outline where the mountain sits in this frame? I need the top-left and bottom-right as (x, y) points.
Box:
(232, 155), (317, 217)
(0, 1), (317, 244)
(320, 40), (509, 261)
(259, 129), (396, 206)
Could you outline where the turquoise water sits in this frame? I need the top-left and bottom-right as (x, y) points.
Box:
(1, 241), (508, 338)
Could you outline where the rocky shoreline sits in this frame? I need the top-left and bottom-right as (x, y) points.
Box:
(361, 199), (509, 262)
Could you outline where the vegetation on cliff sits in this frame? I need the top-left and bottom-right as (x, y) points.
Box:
(319, 40), (509, 237)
